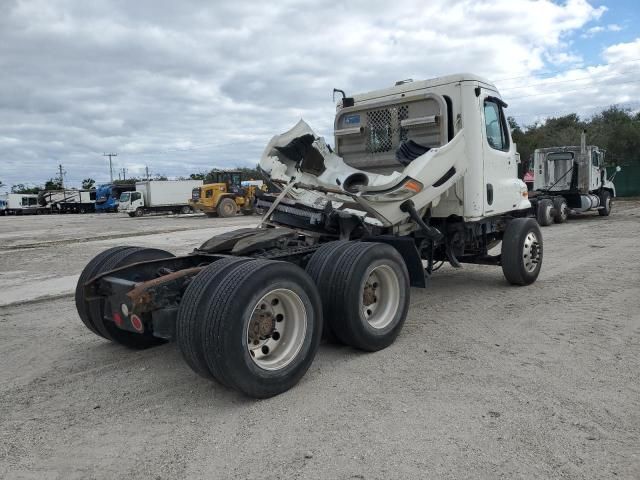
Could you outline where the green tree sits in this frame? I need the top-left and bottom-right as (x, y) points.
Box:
(82, 178), (96, 189)
(44, 178), (63, 190)
(11, 184), (42, 194)
(509, 106), (640, 175)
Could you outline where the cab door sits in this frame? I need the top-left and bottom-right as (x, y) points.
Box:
(590, 149), (602, 191)
(481, 96), (519, 215)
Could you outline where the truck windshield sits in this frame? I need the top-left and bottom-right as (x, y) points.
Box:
(119, 193), (130, 202)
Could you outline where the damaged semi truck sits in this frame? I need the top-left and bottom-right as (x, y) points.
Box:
(75, 74), (543, 398)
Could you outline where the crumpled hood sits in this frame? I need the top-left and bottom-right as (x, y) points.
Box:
(259, 119), (403, 197)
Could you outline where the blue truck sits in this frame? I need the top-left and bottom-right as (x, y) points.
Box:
(94, 184), (136, 213)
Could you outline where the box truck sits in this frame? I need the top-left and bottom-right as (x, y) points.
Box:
(119, 180), (203, 217)
(0, 193), (42, 215)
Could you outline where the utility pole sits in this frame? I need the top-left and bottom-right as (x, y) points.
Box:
(103, 153), (117, 183)
(58, 164), (66, 189)
(145, 165), (149, 180)
(120, 167), (127, 180)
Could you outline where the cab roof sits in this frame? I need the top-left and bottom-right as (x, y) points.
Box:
(351, 73), (498, 103)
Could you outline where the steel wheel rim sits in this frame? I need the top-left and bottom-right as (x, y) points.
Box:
(522, 231), (541, 273)
(223, 202), (234, 215)
(246, 288), (307, 371)
(360, 264), (401, 329)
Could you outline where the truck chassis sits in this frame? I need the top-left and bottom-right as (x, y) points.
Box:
(77, 192), (542, 398)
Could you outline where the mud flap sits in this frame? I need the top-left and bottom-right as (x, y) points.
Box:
(363, 235), (426, 288)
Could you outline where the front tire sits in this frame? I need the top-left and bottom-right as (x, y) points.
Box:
(180, 205), (191, 215)
(217, 198), (237, 217)
(599, 190), (612, 216)
(135, 208), (144, 217)
(307, 241), (410, 351)
(501, 218), (543, 286)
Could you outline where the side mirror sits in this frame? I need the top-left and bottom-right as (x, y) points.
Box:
(616, 166), (622, 172)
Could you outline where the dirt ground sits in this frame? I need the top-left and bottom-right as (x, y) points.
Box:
(1, 203), (639, 479)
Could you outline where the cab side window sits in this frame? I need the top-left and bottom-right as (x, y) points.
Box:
(205, 189), (213, 198)
(592, 151), (599, 166)
(484, 100), (509, 151)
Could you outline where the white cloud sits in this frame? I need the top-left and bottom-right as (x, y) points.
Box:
(499, 36), (640, 125)
(0, 0), (629, 188)
(581, 23), (624, 38)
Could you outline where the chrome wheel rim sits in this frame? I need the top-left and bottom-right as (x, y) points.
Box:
(246, 288), (307, 371)
(522, 231), (541, 273)
(360, 264), (401, 329)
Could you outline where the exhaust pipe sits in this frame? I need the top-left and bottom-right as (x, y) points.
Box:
(580, 129), (587, 155)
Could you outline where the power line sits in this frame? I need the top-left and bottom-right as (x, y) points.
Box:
(499, 69), (640, 91)
(506, 78), (640, 100)
(493, 58), (640, 83)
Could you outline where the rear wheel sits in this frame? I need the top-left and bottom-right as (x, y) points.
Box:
(599, 190), (612, 216)
(536, 199), (553, 226)
(217, 198), (237, 217)
(75, 246), (175, 348)
(552, 197), (568, 223)
(501, 218), (543, 286)
(308, 241), (410, 351)
(176, 257), (254, 381)
(193, 260), (322, 398)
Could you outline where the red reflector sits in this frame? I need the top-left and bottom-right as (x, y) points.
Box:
(130, 314), (144, 333)
(113, 312), (123, 327)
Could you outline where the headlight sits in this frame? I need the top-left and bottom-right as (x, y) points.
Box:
(361, 178), (423, 202)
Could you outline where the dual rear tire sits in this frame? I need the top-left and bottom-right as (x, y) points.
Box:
(305, 241), (410, 351)
(176, 258), (322, 398)
(175, 241), (411, 397)
(75, 246), (175, 348)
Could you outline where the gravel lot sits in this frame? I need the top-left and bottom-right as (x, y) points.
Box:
(1, 203), (639, 479)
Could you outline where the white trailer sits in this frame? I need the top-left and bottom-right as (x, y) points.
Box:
(119, 180), (203, 217)
(0, 193), (42, 215)
(40, 189), (96, 213)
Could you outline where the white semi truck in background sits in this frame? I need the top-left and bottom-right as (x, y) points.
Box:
(528, 131), (620, 225)
(119, 180), (203, 217)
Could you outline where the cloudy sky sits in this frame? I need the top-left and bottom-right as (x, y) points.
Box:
(0, 0), (638, 189)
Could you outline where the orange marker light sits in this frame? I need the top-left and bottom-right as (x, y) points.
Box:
(404, 179), (423, 193)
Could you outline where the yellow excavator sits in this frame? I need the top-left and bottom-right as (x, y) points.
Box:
(189, 171), (261, 217)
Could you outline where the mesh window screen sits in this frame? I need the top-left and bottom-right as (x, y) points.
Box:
(365, 106), (409, 154)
